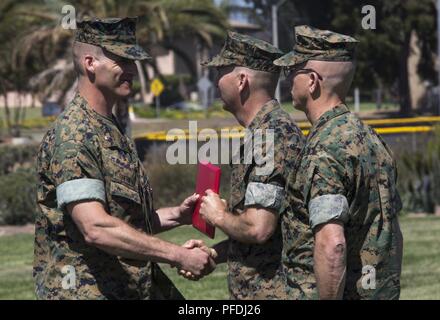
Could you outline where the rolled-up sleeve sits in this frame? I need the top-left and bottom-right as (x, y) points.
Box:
(308, 194), (349, 229)
(57, 178), (106, 209)
(306, 151), (352, 229)
(51, 139), (106, 210)
(244, 182), (285, 213)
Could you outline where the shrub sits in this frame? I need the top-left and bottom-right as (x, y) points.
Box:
(0, 168), (37, 225)
(133, 100), (229, 120)
(0, 144), (39, 175)
(159, 74), (194, 107)
(143, 145), (231, 208)
(397, 126), (440, 213)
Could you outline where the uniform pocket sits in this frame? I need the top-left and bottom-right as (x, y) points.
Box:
(108, 180), (143, 221)
(110, 180), (141, 205)
(102, 145), (137, 186)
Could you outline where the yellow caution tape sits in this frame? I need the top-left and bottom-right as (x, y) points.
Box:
(134, 125), (433, 141)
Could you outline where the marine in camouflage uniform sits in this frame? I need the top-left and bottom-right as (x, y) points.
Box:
(201, 32), (310, 299)
(34, 18), (181, 300)
(275, 25), (403, 299)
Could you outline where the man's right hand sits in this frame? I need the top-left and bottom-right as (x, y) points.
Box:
(182, 239), (218, 258)
(176, 240), (216, 280)
(177, 239), (217, 280)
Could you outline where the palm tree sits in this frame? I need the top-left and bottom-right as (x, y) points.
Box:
(1, 0), (229, 134)
(0, 0), (45, 137)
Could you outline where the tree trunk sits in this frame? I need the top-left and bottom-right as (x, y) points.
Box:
(398, 31), (412, 115)
(0, 85), (12, 136)
(21, 97), (27, 124)
(12, 92), (22, 137)
(31, 93), (35, 108)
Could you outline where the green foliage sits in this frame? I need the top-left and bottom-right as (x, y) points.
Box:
(398, 126), (440, 213)
(143, 146), (231, 208)
(157, 74), (193, 107)
(0, 168), (37, 225)
(133, 100), (230, 119)
(248, 0), (437, 113)
(133, 105), (157, 118)
(0, 144), (38, 175)
(0, 144), (38, 225)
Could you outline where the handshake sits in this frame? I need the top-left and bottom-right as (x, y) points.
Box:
(175, 239), (218, 281)
(169, 190), (227, 280)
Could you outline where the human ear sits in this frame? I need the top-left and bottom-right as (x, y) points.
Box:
(84, 55), (96, 74)
(308, 72), (319, 94)
(237, 72), (248, 93)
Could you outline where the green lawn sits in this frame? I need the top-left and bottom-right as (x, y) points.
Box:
(1, 216), (439, 300)
(399, 216), (440, 299)
(0, 234), (35, 299)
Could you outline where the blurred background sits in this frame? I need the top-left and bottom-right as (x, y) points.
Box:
(0, 0), (439, 300)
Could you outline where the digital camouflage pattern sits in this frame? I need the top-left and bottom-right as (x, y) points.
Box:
(274, 25), (358, 67)
(201, 31), (283, 73)
(75, 17), (151, 61)
(34, 93), (182, 299)
(227, 99), (308, 299)
(284, 104), (403, 300)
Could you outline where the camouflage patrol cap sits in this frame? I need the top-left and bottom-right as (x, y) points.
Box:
(273, 25), (358, 67)
(201, 31), (283, 73)
(75, 17), (151, 61)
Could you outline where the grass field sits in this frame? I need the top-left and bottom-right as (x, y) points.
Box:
(1, 216), (439, 300)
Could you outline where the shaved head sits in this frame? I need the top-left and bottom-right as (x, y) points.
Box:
(233, 66), (279, 96)
(72, 41), (104, 76)
(214, 65), (280, 126)
(305, 60), (355, 99)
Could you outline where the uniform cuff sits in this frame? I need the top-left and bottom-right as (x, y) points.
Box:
(244, 182), (284, 213)
(57, 178), (106, 209)
(308, 194), (349, 229)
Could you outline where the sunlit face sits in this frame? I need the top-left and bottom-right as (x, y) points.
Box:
(214, 66), (240, 113)
(289, 70), (308, 112)
(93, 50), (137, 98)
(285, 64), (321, 112)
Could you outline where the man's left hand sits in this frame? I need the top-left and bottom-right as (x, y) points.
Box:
(177, 193), (200, 225)
(200, 189), (227, 226)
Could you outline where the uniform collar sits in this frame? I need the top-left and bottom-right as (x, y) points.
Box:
(72, 92), (128, 147)
(308, 104), (350, 138)
(72, 93), (115, 124)
(247, 99), (280, 131)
